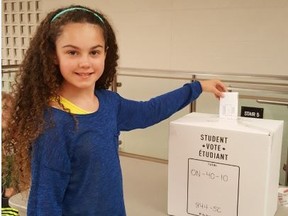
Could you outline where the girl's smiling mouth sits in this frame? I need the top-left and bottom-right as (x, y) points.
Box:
(75, 72), (94, 77)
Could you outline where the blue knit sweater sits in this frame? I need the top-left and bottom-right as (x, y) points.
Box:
(27, 82), (202, 215)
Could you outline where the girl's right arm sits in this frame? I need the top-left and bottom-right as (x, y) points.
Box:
(27, 131), (71, 215)
(28, 166), (70, 215)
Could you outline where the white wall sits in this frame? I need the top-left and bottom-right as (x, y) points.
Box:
(44, 0), (288, 75)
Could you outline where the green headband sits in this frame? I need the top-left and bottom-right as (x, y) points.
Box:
(51, 7), (104, 24)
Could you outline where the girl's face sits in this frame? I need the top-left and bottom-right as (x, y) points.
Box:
(55, 22), (106, 92)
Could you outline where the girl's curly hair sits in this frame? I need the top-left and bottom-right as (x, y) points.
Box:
(4, 5), (119, 192)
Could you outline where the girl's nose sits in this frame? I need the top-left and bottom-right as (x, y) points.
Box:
(78, 55), (91, 68)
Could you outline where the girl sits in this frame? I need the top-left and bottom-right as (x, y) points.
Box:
(4, 5), (226, 216)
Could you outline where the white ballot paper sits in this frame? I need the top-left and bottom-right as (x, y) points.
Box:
(219, 92), (239, 120)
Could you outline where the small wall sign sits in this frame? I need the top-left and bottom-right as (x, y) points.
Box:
(240, 106), (264, 119)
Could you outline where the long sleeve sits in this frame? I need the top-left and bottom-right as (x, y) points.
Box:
(28, 166), (70, 216)
(28, 127), (71, 216)
(117, 81), (202, 131)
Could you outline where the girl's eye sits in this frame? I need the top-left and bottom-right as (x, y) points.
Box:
(67, 50), (78, 56)
(90, 50), (100, 56)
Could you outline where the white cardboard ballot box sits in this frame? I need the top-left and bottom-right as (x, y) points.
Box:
(168, 113), (284, 216)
